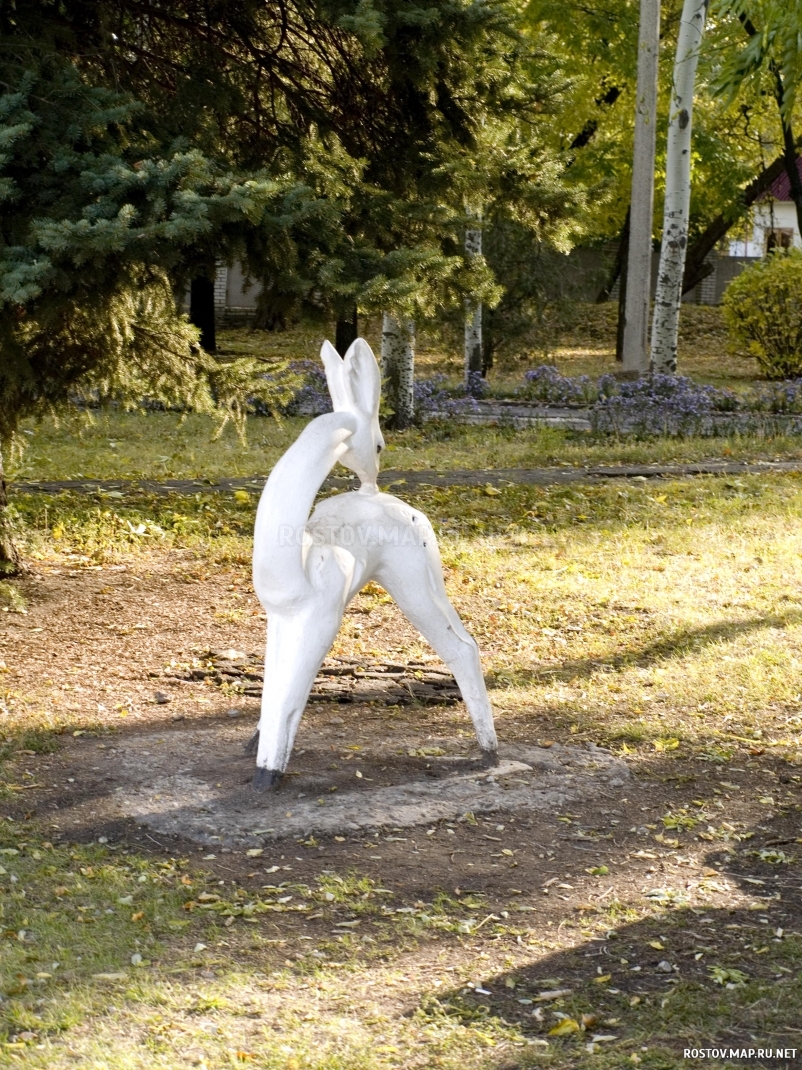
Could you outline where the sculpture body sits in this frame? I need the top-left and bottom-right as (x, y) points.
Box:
(250, 338), (497, 790)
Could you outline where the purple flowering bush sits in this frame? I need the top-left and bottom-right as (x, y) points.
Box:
(749, 379), (802, 414)
(590, 374), (734, 437)
(414, 375), (480, 417)
(284, 360), (333, 415)
(465, 370), (487, 399)
(283, 364), (481, 420)
(519, 365), (596, 405)
(281, 357), (802, 437)
(513, 366), (747, 437)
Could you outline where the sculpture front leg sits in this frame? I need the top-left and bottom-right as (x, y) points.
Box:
(252, 600), (346, 791)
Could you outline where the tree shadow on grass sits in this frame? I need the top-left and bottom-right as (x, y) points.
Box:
(6, 735), (802, 1067)
(506, 610), (802, 687)
(419, 778), (802, 1069)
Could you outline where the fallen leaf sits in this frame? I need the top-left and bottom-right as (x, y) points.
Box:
(648, 940), (664, 950)
(246, 849), (264, 858)
(593, 974), (611, 984)
(653, 738), (680, 752)
(548, 1018), (580, 1036)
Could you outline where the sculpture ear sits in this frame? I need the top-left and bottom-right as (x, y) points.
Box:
(344, 338), (381, 417)
(320, 340), (353, 412)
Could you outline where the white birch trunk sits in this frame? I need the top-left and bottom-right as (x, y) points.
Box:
(650, 0), (708, 374)
(622, 0), (661, 375)
(381, 313), (415, 428)
(464, 226), (483, 388)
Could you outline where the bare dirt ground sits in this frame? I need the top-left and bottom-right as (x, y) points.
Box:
(3, 554), (802, 1061)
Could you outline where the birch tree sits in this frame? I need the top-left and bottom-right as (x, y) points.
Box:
(381, 315), (416, 429)
(651, 0), (709, 374)
(622, 0), (661, 374)
(464, 222), (483, 390)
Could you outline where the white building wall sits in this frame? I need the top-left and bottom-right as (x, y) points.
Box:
(226, 262), (260, 309)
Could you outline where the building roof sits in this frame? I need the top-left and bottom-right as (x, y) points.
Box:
(765, 157), (802, 201)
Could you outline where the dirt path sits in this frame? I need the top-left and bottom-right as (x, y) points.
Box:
(13, 457), (802, 497)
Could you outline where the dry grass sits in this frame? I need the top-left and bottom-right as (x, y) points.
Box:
(3, 350), (802, 1066)
(12, 414), (802, 486)
(7, 471), (802, 760)
(215, 304), (759, 393)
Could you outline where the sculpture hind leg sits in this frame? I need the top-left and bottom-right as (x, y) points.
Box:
(376, 543), (498, 764)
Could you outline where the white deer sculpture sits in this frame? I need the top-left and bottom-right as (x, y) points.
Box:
(248, 338), (498, 790)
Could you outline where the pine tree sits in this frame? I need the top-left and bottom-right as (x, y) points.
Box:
(0, 64), (310, 572)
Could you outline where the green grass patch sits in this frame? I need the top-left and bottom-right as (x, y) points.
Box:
(12, 409), (802, 485)
(1, 821), (800, 1068)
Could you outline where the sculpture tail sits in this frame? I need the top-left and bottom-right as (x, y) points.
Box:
(252, 411), (356, 602)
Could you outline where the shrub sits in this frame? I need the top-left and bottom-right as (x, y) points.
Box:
(748, 378), (802, 414)
(518, 365), (596, 405)
(414, 376), (480, 418)
(591, 374), (737, 437)
(722, 250), (802, 378)
(284, 360), (332, 415)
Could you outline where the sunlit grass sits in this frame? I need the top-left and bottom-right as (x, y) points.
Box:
(11, 410), (301, 483)
(4, 464), (802, 1065)
(5, 335), (802, 1067)
(8, 471), (802, 762)
(11, 411), (802, 486)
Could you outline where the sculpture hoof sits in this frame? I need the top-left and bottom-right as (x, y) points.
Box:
(480, 748), (500, 768)
(252, 767), (283, 792)
(244, 729), (260, 756)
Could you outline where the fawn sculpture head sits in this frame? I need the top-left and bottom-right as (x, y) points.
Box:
(320, 338), (384, 490)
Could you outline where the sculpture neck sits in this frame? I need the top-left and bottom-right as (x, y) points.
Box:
(359, 481), (379, 496)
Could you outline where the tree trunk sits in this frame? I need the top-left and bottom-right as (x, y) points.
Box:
(650, 0), (708, 375)
(597, 205), (630, 305)
(681, 154), (786, 292)
(734, 13), (802, 247)
(464, 225), (483, 391)
(0, 443), (22, 577)
(777, 87), (802, 240)
(622, 0), (661, 375)
(616, 228), (629, 362)
(190, 275), (217, 354)
(381, 314), (415, 429)
(335, 306), (358, 356)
